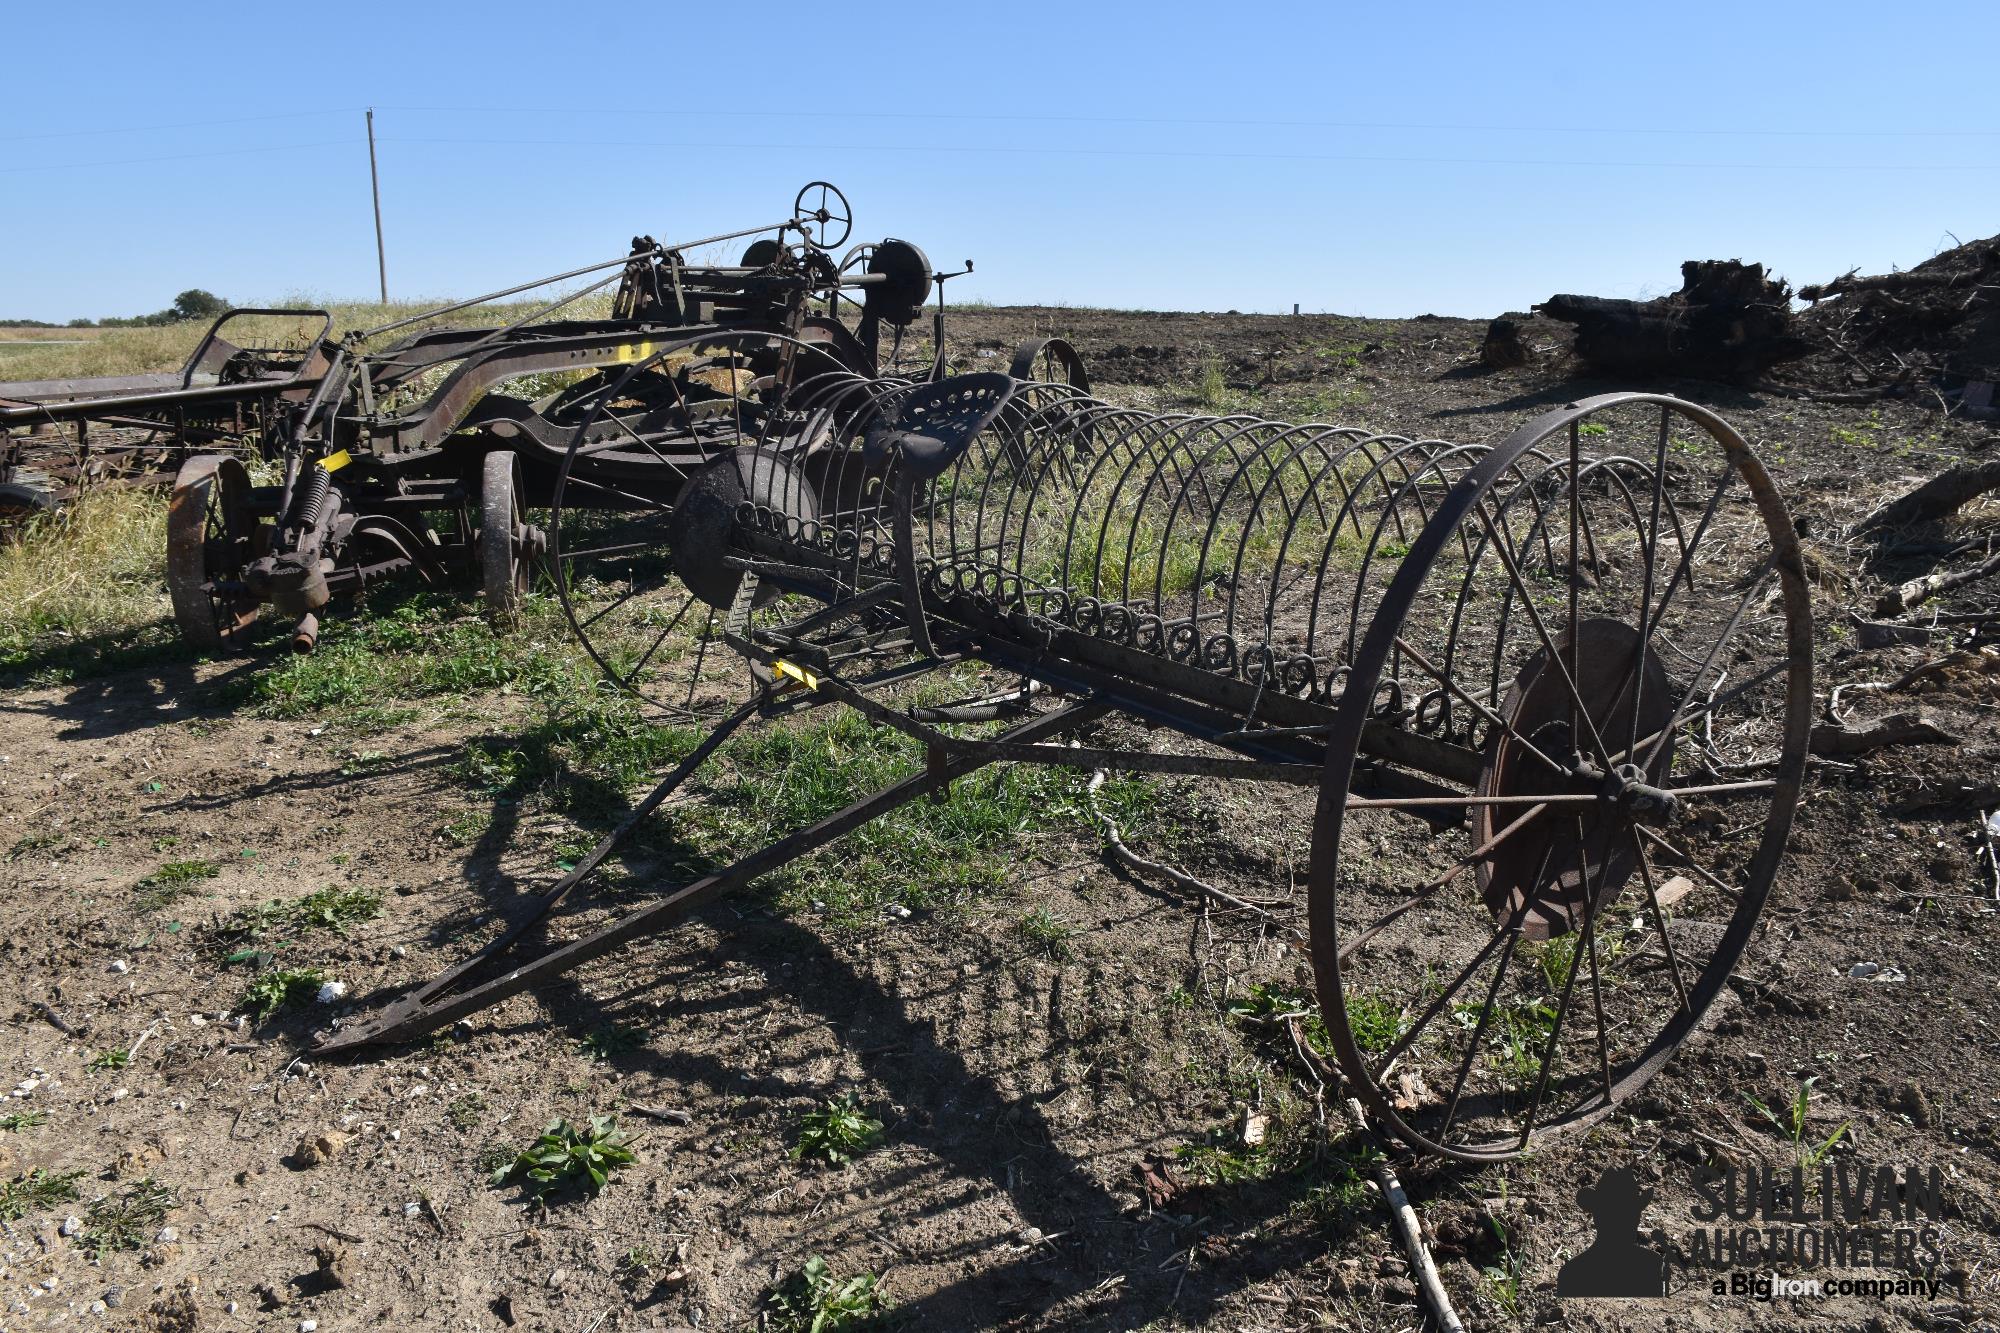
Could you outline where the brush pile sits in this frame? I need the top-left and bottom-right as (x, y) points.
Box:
(1792, 233), (2000, 411)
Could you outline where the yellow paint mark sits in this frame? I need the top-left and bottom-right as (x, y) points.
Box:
(773, 660), (820, 692)
(319, 450), (351, 472)
(614, 340), (655, 365)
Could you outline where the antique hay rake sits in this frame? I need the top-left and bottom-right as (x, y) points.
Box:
(321, 352), (1811, 1164)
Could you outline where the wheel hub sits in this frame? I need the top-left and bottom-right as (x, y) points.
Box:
(1473, 618), (1677, 940)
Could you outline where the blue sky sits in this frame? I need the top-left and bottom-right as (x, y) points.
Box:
(4, 1), (1994, 322)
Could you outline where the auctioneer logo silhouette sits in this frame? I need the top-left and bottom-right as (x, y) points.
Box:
(1557, 1166), (1668, 1298)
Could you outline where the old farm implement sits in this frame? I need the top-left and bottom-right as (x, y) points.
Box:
(0, 308), (332, 525)
(317, 352), (1812, 1163)
(7, 183), (1084, 649)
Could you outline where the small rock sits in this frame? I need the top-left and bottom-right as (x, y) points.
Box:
(315, 981), (347, 1005)
(312, 1242), (351, 1290)
(300, 1320), (319, 1332)
(102, 1287), (123, 1309)
(1848, 961), (1881, 979)
(291, 1131), (349, 1168)
(59, 1217), (81, 1237)
(546, 1267), (568, 1289)
(402, 1202), (422, 1218)
(391, 945), (407, 959)
(886, 904), (911, 919)
(1893, 1080), (1935, 1128)
(108, 960), (129, 974)
(155, 1226), (178, 1244)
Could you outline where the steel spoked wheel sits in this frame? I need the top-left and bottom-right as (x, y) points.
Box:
(167, 455), (262, 651)
(548, 330), (855, 715)
(479, 450), (537, 626)
(1007, 336), (1090, 396)
(1305, 393), (1813, 1161)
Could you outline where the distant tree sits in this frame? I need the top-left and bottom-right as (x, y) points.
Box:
(167, 289), (228, 323)
(66, 317), (95, 328)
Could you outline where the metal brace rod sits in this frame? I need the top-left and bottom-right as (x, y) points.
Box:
(318, 698), (1107, 1052)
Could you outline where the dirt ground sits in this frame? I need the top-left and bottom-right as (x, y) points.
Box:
(3, 305), (1999, 1333)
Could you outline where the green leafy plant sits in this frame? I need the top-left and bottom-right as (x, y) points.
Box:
(0, 1111), (49, 1131)
(793, 1094), (884, 1167)
(490, 1115), (636, 1198)
(767, 1255), (888, 1332)
(578, 1024), (643, 1062)
(1745, 1076), (1852, 1167)
(1482, 1213), (1524, 1315)
(80, 1178), (178, 1256)
(0, 1167), (86, 1221)
(238, 966), (326, 1019)
(87, 1048), (130, 1072)
(446, 1093), (486, 1131)
(287, 886), (382, 933)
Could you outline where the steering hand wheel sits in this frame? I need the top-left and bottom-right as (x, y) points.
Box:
(792, 181), (852, 250)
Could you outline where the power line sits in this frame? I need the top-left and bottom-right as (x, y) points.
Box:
(0, 109), (354, 144)
(373, 134), (1994, 174)
(373, 103), (2000, 140)
(0, 140), (352, 175)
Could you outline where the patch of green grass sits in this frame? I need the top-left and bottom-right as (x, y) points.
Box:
(135, 858), (219, 910)
(766, 1255), (888, 1332)
(0, 1167), (86, 1221)
(792, 1094), (884, 1167)
(490, 1115), (636, 1199)
(1295, 1135), (1385, 1220)
(578, 1024), (643, 1062)
(237, 966), (326, 1019)
(0, 489), (185, 685)
(1193, 355), (1231, 411)
(436, 809), (493, 846)
(446, 1094), (486, 1131)
(0, 1111), (49, 1132)
(80, 1178), (178, 1256)
(1016, 906), (1076, 958)
(87, 1048), (130, 1072)
(697, 710), (1153, 925)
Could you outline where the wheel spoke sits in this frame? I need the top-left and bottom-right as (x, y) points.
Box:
(1393, 635), (1570, 781)
(1628, 827), (1692, 1015)
(1474, 502), (1615, 770)
(1634, 826), (1740, 900)
(1338, 801), (1554, 959)
(1372, 917), (1520, 1073)
(1578, 826), (1614, 1108)
(1640, 560), (1775, 771)
(1438, 927), (1522, 1139)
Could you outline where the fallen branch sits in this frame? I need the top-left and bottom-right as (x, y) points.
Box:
(1083, 767), (1295, 928)
(1859, 460), (2000, 533)
(1808, 709), (1961, 756)
(1876, 547), (2000, 616)
(1346, 1098), (1467, 1333)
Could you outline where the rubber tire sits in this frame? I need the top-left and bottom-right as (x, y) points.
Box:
(480, 451), (531, 627)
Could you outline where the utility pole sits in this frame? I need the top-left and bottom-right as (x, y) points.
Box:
(366, 108), (388, 304)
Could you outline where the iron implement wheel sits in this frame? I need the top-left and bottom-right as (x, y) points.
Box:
(167, 454), (262, 650)
(1305, 392), (1813, 1161)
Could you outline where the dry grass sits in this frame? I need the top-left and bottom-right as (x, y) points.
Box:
(0, 292), (616, 383)
(0, 488), (171, 657)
